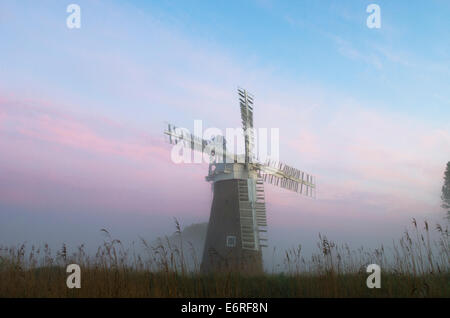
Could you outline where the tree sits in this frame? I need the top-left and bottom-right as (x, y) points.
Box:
(441, 161), (450, 220)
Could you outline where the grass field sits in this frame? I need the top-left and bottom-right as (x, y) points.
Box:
(0, 220), (448, 298)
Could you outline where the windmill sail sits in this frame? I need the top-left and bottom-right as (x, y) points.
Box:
(238, 179), (267, 250)
(258, 160), (316, 198)
(164, 122), (232, 163)
(238, 88), (255, 165)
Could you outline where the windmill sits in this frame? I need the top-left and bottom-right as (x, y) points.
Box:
(164, 88), (316, 272)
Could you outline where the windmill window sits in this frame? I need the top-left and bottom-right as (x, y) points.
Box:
(226, 235), (236, 247)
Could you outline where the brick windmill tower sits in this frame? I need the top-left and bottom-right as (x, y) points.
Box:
(164, 88), (316, 273)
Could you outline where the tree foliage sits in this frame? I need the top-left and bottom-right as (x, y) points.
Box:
(441, 161), (450, 219)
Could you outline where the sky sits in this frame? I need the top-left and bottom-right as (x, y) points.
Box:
(0, 0), (449, 260)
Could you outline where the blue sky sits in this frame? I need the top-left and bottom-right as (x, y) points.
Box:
(2, 0), (450, 120)
(128, 0), (450, 121)
(0, 1), (449, 258)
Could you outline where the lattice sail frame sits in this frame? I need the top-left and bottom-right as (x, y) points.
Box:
(164, 123), (232, 164)
(238, 178), (268, 250)
(238, 88), (255, 166)
(257, 160), (316, 198)
(237, 88), (316, 199)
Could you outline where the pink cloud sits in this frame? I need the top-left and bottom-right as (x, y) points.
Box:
(0, 96), (168, 163)
(284, 102), (448, 199)
(0, 94), (213, 216)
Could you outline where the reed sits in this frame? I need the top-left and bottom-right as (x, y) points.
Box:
(0, 220), (448, 298)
